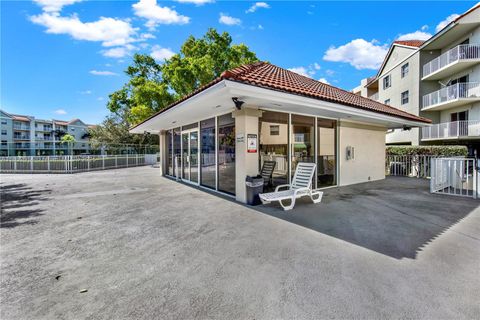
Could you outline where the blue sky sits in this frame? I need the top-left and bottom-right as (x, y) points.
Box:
(1, 0), (476, 124)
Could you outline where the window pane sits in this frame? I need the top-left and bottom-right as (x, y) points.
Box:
(259, 111), (289, 189)
(317, 119), (337, 188)
(200, 118), (216, 189)
(173, 127), (181, 177)
(218, 113), (235, 195)
(291, 114), (315, 179)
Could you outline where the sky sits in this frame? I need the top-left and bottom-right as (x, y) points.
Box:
(1, 0), (477, 124)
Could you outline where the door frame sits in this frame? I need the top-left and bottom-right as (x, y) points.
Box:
(180, 128), (200, 185)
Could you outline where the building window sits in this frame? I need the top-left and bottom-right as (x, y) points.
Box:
(1, 140), (7, 146)
(384, 99), (391, 105)
(401, 63), (409, 78)
(270, 125), (280, 136)
(259, 111), (289, 189)
(1, 120), (7, 125)
(401, 91), (409, 105)
(383, 75), (391, 89)
(1, 130), (7, 135)
(71, 128), (75, 132)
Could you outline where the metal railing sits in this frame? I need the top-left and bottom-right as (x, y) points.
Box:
(430, 157), (478, 198)
(423, 44), (480, 78)
(386, 155), (436, 178)
(13, 135), (31, 140)
(13, 125), (31, 130)
(422, 120), (480, 140)
(422, 82), (480, 109)
(0, 154), (159, 174)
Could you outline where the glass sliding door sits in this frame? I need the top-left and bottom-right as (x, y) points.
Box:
(291, 114), (315, 179)
(173, 127), (181, 177)
(217, 113), (235, 195)
(259, 111), (289, 189)
(190, 131), (199, 183)
(317, 119), (337, 188)
(200, 118), (216, 189)
(166, 130), (173, 176)
(181, 133), (189, 180)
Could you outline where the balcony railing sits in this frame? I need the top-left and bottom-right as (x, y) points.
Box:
(422, 82), (480, 110)
(13, 125), (31, 131)
(423, 44), (480, 78)
(368, 93), (379, 101)
(13, 135), (31, 140)
(422, 120), (480, 140)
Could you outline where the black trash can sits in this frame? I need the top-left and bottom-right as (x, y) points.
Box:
(246, 175), (264, 205)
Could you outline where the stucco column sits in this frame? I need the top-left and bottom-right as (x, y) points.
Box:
(158, 130), (167, 176)
(233, 107), (262, 203)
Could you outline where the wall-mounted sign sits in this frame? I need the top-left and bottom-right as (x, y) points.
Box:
(247, 134), (257, 153)
(236, 133), (245, 143)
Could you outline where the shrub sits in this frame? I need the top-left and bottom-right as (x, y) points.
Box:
(386, 145), (468, 157)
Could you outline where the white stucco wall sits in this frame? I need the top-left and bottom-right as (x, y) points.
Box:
(338, 121), (386, 186)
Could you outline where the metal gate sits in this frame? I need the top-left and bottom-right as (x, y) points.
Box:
(430, 158), (478, 199)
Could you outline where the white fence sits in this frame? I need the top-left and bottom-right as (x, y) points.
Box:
(430, 158), (478, 199)
(385, 155), (435, 178)
(0, 154), (159, 174)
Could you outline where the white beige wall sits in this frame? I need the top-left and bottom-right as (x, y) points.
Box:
(338, 121), (386, 186)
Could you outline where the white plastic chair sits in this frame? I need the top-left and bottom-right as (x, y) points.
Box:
(259, 162), (323, 211)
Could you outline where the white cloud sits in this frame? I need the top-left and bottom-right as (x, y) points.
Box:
(54, 109), (67, 115)
(325, 69), (335, 76)
(397, 31), (432, 41)
(219, 13), (241, 26)
(97, 97), (105, 101)
(246, 2), (270, 13)
(318, 78), (330, 85)
(288, 63), (321, 78)
(323, 39), (389, 70)
(89, 70), (118, 76)
(258, 24), (264, 30)
(175, 0), (214, 4)
(421, 24), (429, 31)
(141, 33), (156, 40)
(151, 45), (175, 61)
(80, 90), (92, 95)
(34, 0), (82, 12)
(30, 12), (137, 47)
(132, 0), (190, 30)
(435, 13), (460, 33)
(288, 67), (313, 78)
(102, 45), (137, 58)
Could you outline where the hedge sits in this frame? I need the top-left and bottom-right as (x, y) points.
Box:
(386, 145), (468, 157)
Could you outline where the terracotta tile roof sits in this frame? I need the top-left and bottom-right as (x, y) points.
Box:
(393, 40), (425, 48)
(131, 62), (430, 129)
(54, 120), (68, 126)
(12, 115), (30, 122)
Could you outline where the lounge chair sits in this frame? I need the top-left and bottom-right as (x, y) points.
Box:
(260, 160), (276, 188)
(259, 162), (323, 211)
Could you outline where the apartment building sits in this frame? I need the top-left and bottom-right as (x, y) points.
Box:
(353, 4), (480, 154)
(0, 110), (95, 156)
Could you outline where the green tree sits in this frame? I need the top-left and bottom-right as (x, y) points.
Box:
(161, 28), (259, 98)
(60, 133), (75, 143)
(107, 28), (259, 126)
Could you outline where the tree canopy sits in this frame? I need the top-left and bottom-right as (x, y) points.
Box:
(60, 133), (75, 143)
(107, 28), (259, 127)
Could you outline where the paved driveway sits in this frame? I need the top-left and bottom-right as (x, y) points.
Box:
(1, 167), (479, 319)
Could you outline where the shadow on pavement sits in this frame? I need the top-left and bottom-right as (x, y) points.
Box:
(0, 183), (51, 229)
(251, 177), (480, 259)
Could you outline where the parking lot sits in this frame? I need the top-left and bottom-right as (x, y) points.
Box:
(1, 167), (479, 319)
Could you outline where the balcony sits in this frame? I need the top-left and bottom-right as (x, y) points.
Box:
(13, 135), (31, 140)
(13, 125), (31, 131)
(422, 44), (480, 80)
(422, 120), (480, 140)
(422, 82), (480, 111)
(368, 93), (379, 101)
